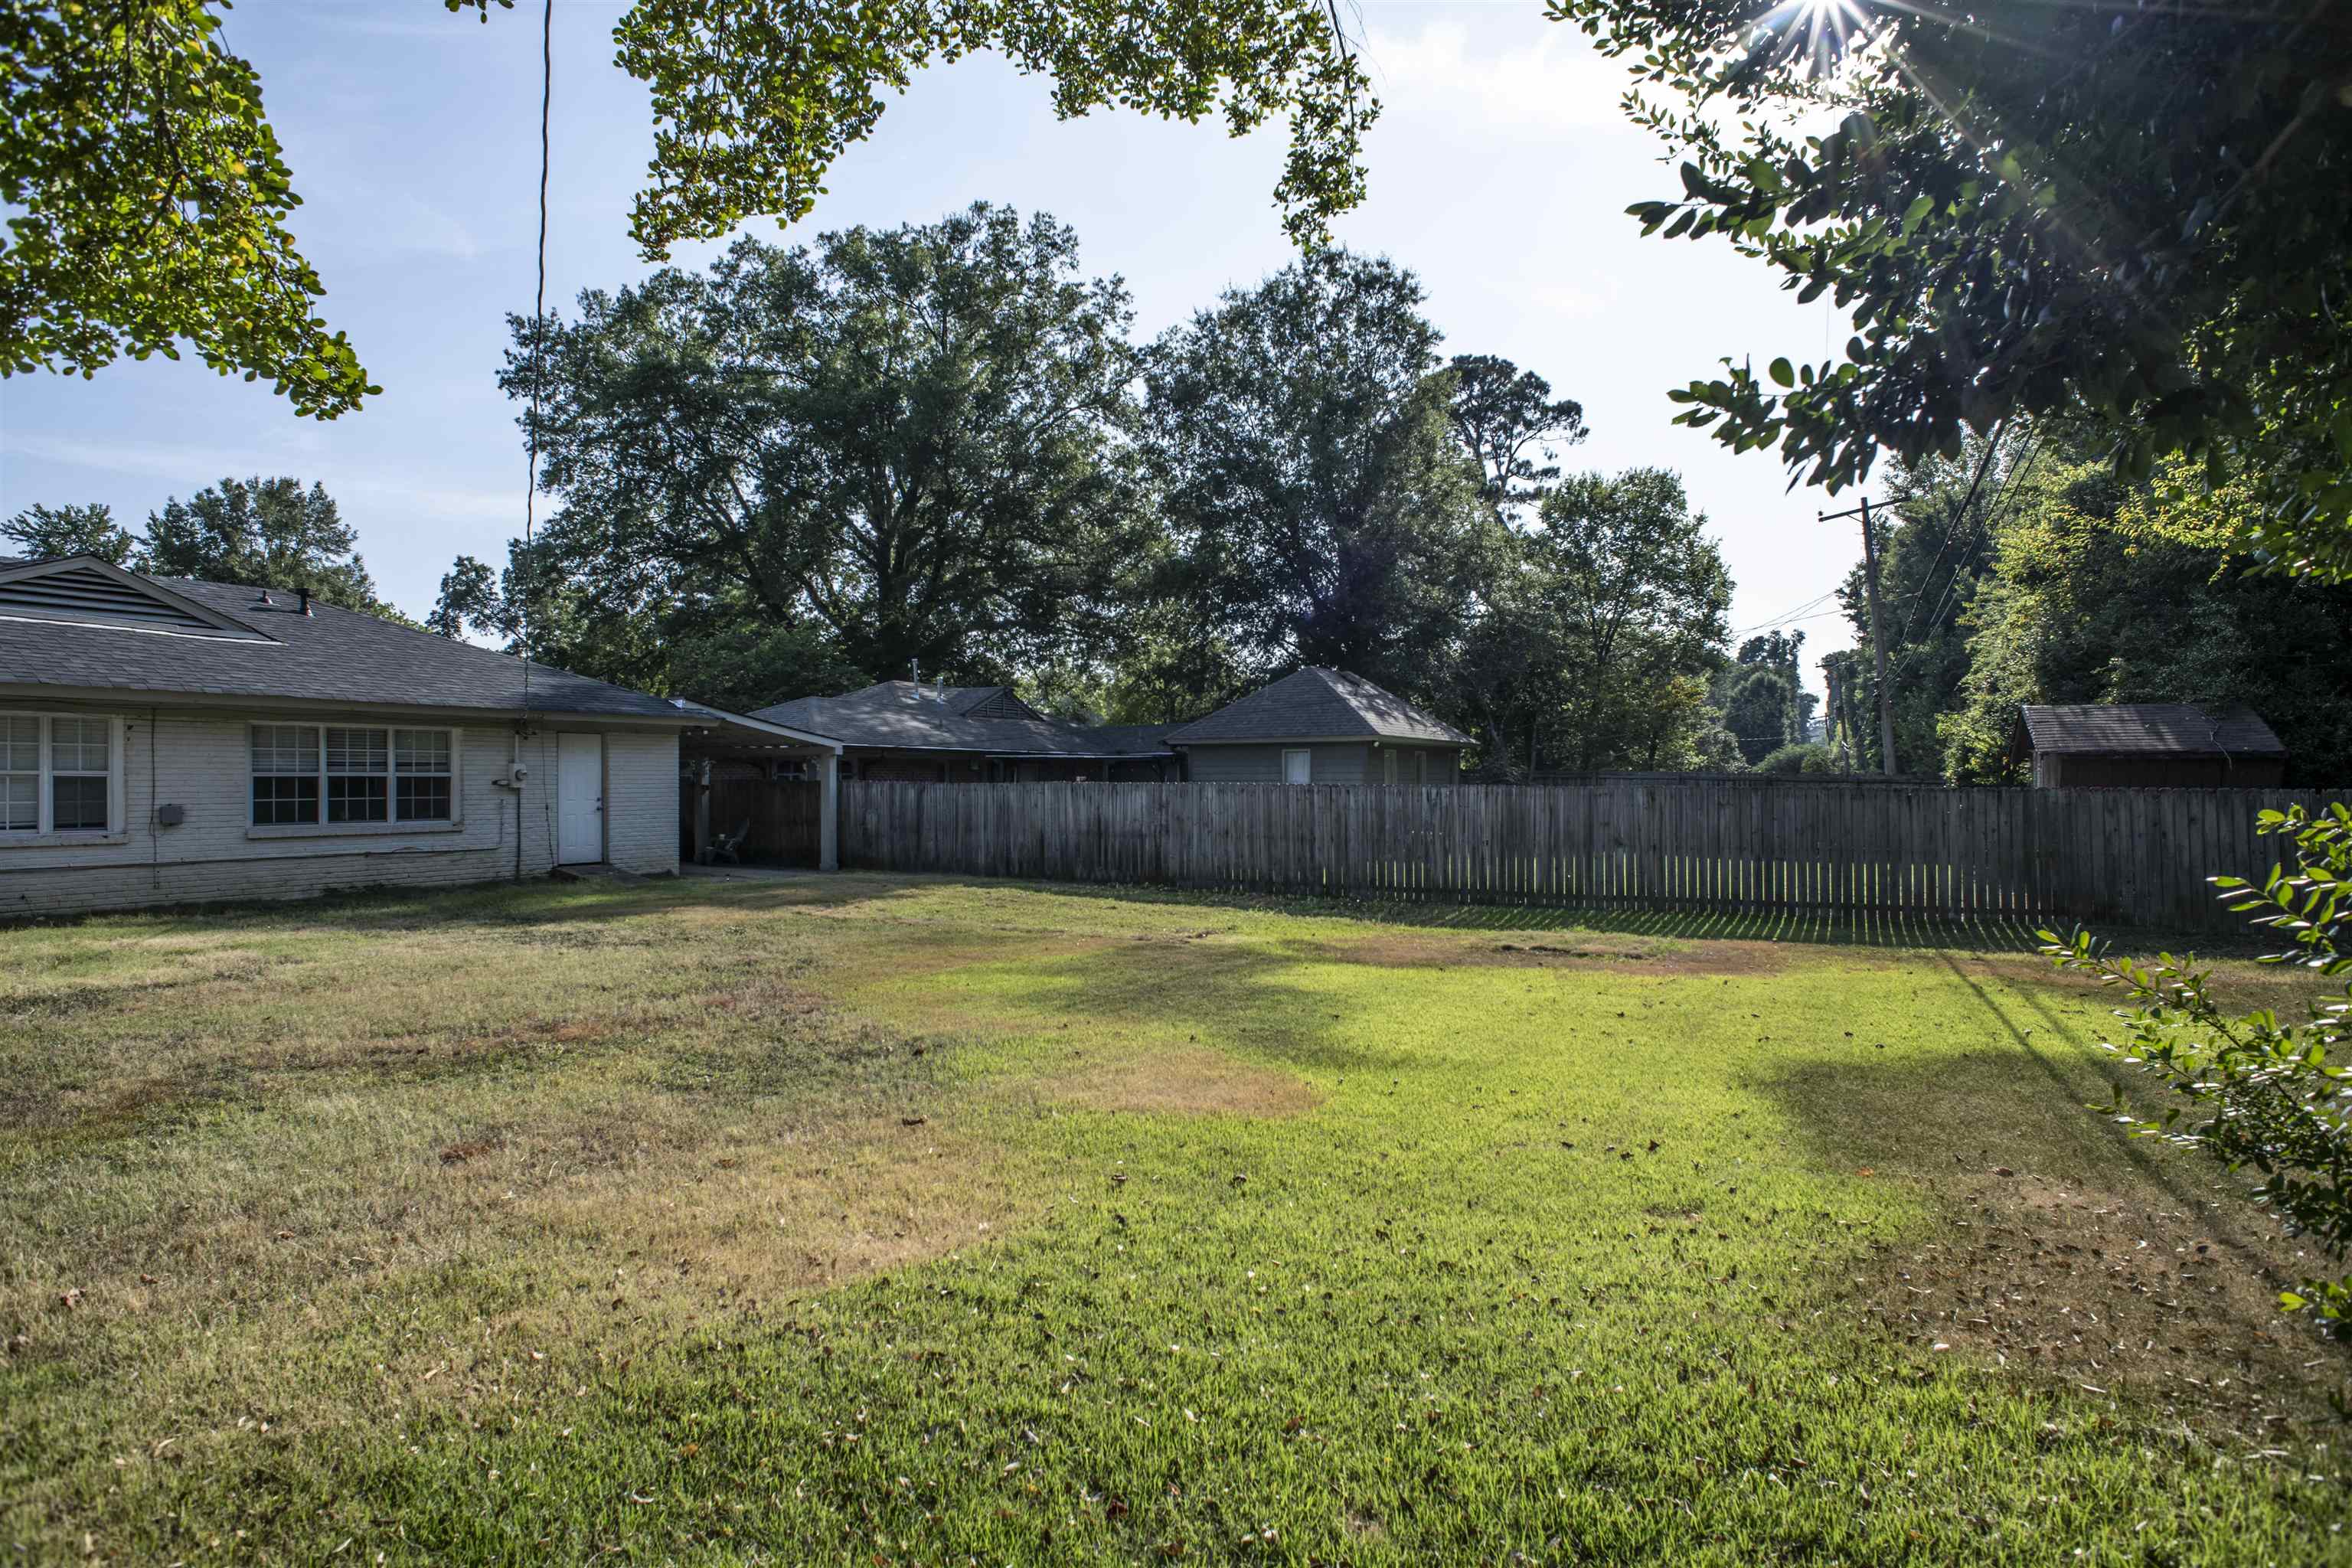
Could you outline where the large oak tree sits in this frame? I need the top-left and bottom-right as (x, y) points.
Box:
(1141, 252), (1498, 698)
(495, 204), (1150, 692)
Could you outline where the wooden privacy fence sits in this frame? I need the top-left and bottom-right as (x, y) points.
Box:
(839, 779), (2344, 932)
(695, 775), (825, 866)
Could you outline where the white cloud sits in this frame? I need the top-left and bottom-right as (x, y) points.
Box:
(1357, 17), (1642, 138)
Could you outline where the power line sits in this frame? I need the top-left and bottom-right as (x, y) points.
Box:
(1729, 589), (1839, 639)
(522, 0), (553, 707)
(1918, 429), (2047, 637)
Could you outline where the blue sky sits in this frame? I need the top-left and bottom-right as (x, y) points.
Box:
(0, 0), (1860, 682)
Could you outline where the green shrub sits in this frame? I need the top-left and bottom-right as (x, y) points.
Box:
(2042, 802), (2352, 1338)
(1754, 741), (1836, 776)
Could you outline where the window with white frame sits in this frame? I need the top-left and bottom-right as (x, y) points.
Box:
(250, 723), (456, 826)
(1, 714), (116, 835)
(396, 730), (453, 822)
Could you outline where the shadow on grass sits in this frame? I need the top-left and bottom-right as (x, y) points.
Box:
(937, 875), (2059, 952)
(900, 933), (1426, 1078)
(2, 869), (952, 939)
(1763, 956), (2280, 1260)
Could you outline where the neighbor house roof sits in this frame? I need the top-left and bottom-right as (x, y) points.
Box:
(2017, 704), (2286, 759)
(753, 681), (1177, 757)
(1166, 667), (1472, 746)
(0, 554), (691, 720)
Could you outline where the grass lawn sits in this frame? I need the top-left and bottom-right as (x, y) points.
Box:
(3, 874), (2347, 1565)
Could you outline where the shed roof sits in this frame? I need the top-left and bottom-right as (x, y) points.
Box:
(752, 681), (1177, 757)
(0, 554), (692, 720)
(2017, 704), (2286, 758)
(1166, 667), (1471, 746)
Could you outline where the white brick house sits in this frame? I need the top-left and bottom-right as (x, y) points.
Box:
(0, 553), (817, 920)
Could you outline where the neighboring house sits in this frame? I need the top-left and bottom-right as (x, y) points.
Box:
(0, 553), (829, 919)
(2014, 703), (2288, 788)
(753, 681), (1181, 782)
(1167, 667), (1470, 785)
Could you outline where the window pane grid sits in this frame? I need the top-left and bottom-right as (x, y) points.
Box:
(253, 775), (319, 825)
(395, 730), (450, 774)
(2, 715), (112, 834)
(52, 776), (107, 831)
(328, 776), (389, 823)
(251, 724), (318, 775)
(397, 776), (452, 822)
(2, 773), (34, 832)
(51, 717), (109, 774)
(2, 716), (38, 773)
(325, 727), (389, 773)
(249, 724), (454, 826)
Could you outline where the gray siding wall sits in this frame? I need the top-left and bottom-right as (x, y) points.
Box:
(1182, 742), (1370, 783)
(0, 707), (679, 919)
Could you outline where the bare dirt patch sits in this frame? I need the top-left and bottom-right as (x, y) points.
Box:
(1841, 1170), (2335, 1436)
(1969, 948), (2328, 1018)
(1044, 1047), (1321, 1119)
(1292, 928), (1792, 977)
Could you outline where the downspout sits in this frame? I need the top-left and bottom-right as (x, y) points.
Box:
(149, 706), (160, 893)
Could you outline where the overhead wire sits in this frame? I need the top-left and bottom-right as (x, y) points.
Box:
(513, 0), (553, 881)
(522, 0), (552, 707)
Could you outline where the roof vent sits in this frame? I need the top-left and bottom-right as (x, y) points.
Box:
(255, 590), (274, 607)
(0, 561), (258, 636)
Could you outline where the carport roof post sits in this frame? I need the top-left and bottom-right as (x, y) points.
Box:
(671, 701), (844, 871)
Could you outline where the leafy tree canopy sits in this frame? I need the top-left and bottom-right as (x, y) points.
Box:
(8, 0), (1371, 414)
(142, 476), (389, 613)
(1143, 252), (1498, 697)
(1720, 665), (1794, 767)
(1754, 740), (1834, 776)
(0, 2), (375, 416)
(1553, 0), (2352, 578)
(6, 479), (395, 617)
(1942, 455), (2352, 786)
(427, 555), (502, 640)
(1439, 467), (1732, 776)
(497, 203), (1150, 691)
(1826, 426), (2039, 772)
(1446, 354), (1586, 523)
(1, 502), (138, 564)
(595, 0), (1374, 256)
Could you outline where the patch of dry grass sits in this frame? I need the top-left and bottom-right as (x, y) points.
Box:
(1040, 1045), (1322, 1119)
(0, 880), (1036, 1546)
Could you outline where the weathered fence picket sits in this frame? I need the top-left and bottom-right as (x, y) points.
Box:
(833, 779), (2340, 932)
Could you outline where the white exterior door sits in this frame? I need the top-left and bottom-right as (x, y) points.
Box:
(557, 733), (604, 864)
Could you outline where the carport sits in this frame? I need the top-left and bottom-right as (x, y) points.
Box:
(672, 703), (846, 871)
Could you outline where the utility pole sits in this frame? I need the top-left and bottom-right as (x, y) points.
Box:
(1821, 658), (1844, 768)
(1819, 496), (1899, 777)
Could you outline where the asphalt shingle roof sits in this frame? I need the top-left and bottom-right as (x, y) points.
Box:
(1166, 667), (1471, 746)
(2018, 704), (2285, 758)
(753, 682), (1176, 756)
(0, 559), (690, 720)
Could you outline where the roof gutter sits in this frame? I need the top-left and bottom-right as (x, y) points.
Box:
(0, 682), (705, 728)
(1171, 734), (1470, 747)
